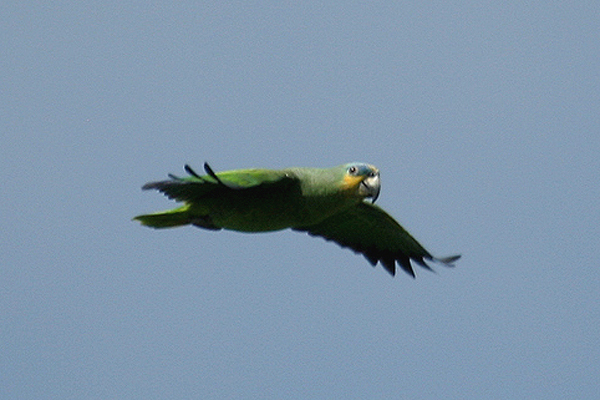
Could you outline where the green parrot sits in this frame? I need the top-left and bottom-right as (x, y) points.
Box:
(134, 162), (460, 277)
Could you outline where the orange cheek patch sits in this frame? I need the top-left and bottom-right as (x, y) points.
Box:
(342, 174), (363, 192)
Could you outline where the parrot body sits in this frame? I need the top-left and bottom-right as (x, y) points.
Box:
(134, 162), (460, 277)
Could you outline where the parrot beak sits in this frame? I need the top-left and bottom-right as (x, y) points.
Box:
(360, 171), (380, 203)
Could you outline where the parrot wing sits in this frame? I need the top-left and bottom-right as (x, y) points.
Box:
(294, 202), (460, 277)
(141, 163), (297, 202)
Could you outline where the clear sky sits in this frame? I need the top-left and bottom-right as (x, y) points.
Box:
(2, 2), (599, 399)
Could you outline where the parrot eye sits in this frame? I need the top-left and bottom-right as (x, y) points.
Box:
(348, 166), (358, 175)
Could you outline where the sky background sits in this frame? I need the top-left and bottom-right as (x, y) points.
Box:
(2, 2), (599, 399)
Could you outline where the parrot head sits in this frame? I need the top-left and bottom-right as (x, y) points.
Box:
(343, 163), (381, 203)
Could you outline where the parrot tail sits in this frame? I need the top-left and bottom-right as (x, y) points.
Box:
(133, 206), (192, 229)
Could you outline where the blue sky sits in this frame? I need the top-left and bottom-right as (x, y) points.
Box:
(2, 2), (599, 399)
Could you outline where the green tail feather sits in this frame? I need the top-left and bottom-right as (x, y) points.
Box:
(133, 206), (191, 229)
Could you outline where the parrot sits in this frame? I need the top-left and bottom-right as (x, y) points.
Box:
(134, 162), (460, 277)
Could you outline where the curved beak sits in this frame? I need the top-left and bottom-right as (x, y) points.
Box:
(359, 171), (381, 203)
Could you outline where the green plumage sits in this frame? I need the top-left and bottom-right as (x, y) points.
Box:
(134, 162), (460, 277)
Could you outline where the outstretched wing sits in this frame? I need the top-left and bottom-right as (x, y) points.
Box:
(141, 163), (296, 202)
(294, 202), (460, 277)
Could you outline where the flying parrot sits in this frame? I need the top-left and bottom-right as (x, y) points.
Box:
(134, 162), (460, 277)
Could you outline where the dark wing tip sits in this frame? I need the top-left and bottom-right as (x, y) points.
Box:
(396, 254), (416, 278)
(375, 253), (458, 278)
(141, 181), (165, 191)
(142, 165), (199, 191)
(203, 162), (216, 177)
(363, 249), (379, 266)
(202, 162), (242, 189)
(434, 254), (461, 266)
(380, 254), (397, 276)
(203, 162), (224, 184)
(414, 257), (435, 272)
(184, 164), (203, 179)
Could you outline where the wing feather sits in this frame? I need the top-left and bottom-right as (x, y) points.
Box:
(294, 202), (460, 277)
(141, 163), (296, 203)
